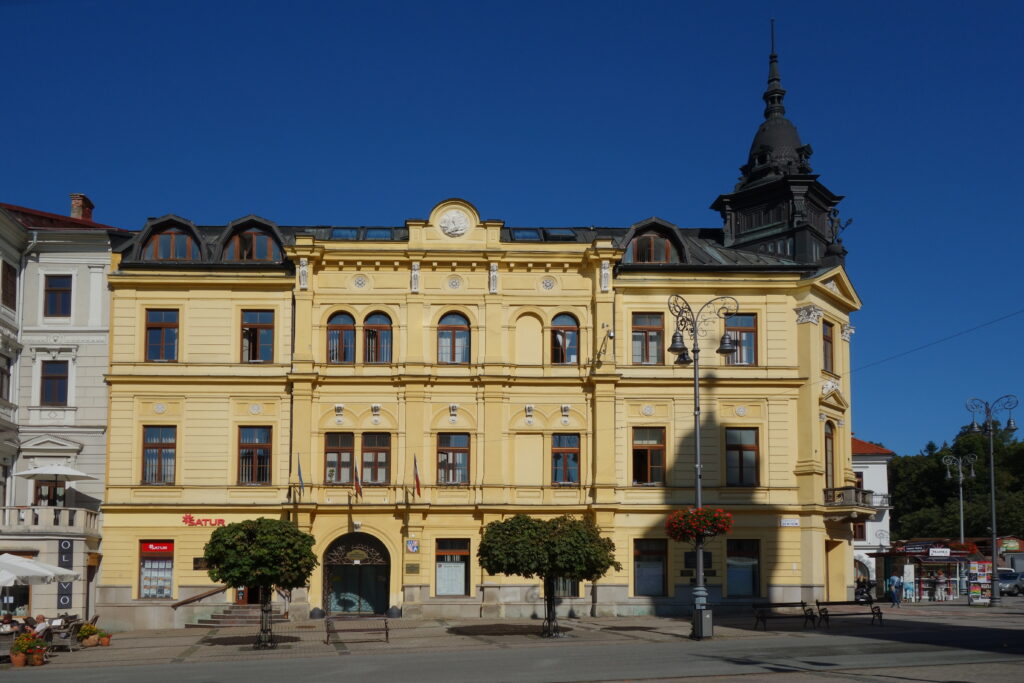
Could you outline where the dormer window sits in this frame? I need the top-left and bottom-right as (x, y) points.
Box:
(144, 228), (200, 260)
(224, 229), (281, 261)
(625, 233), (678, 264)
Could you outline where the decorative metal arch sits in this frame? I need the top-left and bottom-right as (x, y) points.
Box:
(323, 532), (390, 566)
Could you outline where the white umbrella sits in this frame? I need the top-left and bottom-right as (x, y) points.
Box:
(0, 554), (80, 586)
(13, 465), (96, 482)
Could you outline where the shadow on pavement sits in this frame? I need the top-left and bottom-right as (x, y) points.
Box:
(200, 634), (302, 646)
(447, 624), (574, 637)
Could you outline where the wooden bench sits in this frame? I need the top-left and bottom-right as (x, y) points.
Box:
(816, 599), (883, 627)
(323, 615), (389, 644)
(752, 601), (817, 630)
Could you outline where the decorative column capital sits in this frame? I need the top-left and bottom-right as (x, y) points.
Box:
(794, 304), (824, 325)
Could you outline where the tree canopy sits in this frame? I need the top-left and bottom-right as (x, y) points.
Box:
(204, 517), (318, 591)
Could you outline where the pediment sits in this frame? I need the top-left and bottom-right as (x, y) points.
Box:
(20, 433), (84, 454)
(819, 380), (849, 412)
(812, 267), (861, 311)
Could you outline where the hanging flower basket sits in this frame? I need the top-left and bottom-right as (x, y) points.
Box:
(666, 508), (733, 543)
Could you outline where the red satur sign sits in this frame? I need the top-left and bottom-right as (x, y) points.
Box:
(140, 541), (174, 554)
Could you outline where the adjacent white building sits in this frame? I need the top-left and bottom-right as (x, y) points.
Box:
(852, 436), (894, 583)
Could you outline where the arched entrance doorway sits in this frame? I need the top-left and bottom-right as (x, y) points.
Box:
(323, 532), (390, 615)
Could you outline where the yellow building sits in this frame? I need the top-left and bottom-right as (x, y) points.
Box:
(98, 52), (878, 630)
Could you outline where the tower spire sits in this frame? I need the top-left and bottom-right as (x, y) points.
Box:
(763, 19), (786, 120)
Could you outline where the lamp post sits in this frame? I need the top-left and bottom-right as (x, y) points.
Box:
(667, 294), (738, 640)
(966, 394), (1018, 607)
(942, 453), (977, 545)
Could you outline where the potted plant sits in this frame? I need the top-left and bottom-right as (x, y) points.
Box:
(78, 622), (100, 647)
(98, 630), (111, 646)
(665, 507), (734, 543)
(10, 632), (47, 666)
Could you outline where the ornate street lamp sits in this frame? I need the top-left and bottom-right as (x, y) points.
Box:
(667, 294), (738, 639)
(942, 453), (977, 545)
(966, 394), (1018, 606)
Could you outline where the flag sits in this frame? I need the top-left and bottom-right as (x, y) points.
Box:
(353, 461), (363, 499)
(413, 453), (422, 498)
(297, 461), (305, 498)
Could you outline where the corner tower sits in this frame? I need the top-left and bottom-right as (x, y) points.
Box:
(712, 32), (846, 265)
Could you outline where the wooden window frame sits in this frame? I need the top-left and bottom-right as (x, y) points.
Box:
(724, 313), (757, 366)
(725, 427), (760, 487)
(1, 261), (16, 310)
(435, 539), (470, 596)
(241, 310), (274, 363)
(437, 313), (470, 365)
(41, 360), (69, 406)
(363, 313), (393, 364)
(144, 228), (200, 261)
(436, 433), (469, 485)
(142, 425), (176, 485)
(324, 432), (354, 484)
(44, 274), (72, 317)
(551, 433), (580, 484)
(631, 233), (671, 263)
(631, 313), (664, 365)
(225, 229), (280, 261)
(326, 312), (356, 364)
(823, 321), (835, 374)
(853, 522), (867, 541)
(34, 480), (66, 506)
(824, 421), (835, 490)
(0, 354), (10, 402)
(361, 432), (390, 485)
(238, 426), (272, 485)
(632, 427), (665, 485)
(551, 314), (579, 365)
(146, 309), (179, 362)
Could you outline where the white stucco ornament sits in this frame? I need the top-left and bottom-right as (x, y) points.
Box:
(439, 209), (470, 238)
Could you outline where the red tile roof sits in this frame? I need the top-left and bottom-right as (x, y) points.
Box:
(851, 437), (895, 456)
(0, 202), (126, 232)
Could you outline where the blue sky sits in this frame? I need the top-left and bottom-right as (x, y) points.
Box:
(2, 0), (1021, 456)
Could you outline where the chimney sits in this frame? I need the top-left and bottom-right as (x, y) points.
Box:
(69, 193), (94, 221)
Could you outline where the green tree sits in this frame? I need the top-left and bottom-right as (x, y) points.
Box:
(204, 517), (318, 648)
(477, 514), (621, 637)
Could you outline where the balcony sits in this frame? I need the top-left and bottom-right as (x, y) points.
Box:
(0, 506), (101, 539)
(822, 487), (884, 522)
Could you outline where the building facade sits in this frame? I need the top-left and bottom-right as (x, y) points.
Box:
(99, 50), (881, 630)
(0, 195), (124, 617)
(851, 437), (894, 583)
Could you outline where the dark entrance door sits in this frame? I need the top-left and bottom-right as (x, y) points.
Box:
(323, 532), (390, 615)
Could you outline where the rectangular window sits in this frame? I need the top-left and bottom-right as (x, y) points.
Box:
(44, 275), (72, 317)
(437, 433), (469, 485)
(1, 262), (16, 310)
(325, 432), (354, 484)
(361, 432), (390, 485)
(632, 427), (664, 485)
(146, 309), (179, 362)
(139, 541), (174, 599)
(41, 360), (68, 406)
(631, 313), (663, 364)
(823, 321), (835, 373)
(634, 539), (667, 596)
(553, 576), (580, 598)
(551, 433), (580, 484)
(34, 480), (66, 506)
(142, 426), (176, 485)
(726, 539), (760, 597)
(854, 472), (864, 489)
(0, 355), (10, 401)
(238, 426), (272, 485)
(435, 539), (470, 596)
(241, 310), (274, 363)
(725, 314), (756, 365)
(853, 522), (866, 541)
(725, 428), (759, 486)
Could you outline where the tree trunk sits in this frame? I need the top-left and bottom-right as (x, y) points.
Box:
(541, 576), (560, 637)
(253, 585), (277, 650)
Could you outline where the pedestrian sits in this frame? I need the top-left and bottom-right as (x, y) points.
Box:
(935, 570), (947, 601)
(888, 571), (903, 608)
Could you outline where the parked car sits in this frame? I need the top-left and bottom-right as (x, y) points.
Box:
(997, 571), (1024, 596)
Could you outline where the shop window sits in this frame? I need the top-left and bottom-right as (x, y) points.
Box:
(823, 321), (835, 373)
(631, 313), (663, 364)
(437, 312), (470, 364)
(361, 432), (390, 485)
(551, 314), (579, 365)
(437, 433), (469, 485)
(435, 539), (470, 596)
(725, 428), (759, 486)
(41, 360), (69, 406)
(724, 314), (756, 366)
(146, 309), (179, 362)
(552, 433), (580, 484)
(326, 312), (356, 364)
(241, 310), (274, 363)
(634, 539), (667, 596)
(238, 426), (272, 485)
(325, 432), (354, 484)
(142, 426), (176, 485)
(726, 539), (760, 597)
(144, 228), (200, 260)
(1, 551), (33, 615)
(44, 275), (72, 317)
(632, 427), (664, 485)
(364, 312), (393, 364)
(139, 541), (174, 599)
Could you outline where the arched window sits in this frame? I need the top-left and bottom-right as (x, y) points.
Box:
(626, 233), (677, 263)
(438, 313), (470, 364)
(551, 313), (579, 365)
(327, 312), (355, 364)
(144, 228), (200, 260)
(824, 421), (835, 490)
(224, 229), (281, 261)
(364, 312), (392, 363)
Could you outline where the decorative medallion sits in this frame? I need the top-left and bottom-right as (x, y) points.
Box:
(735, 406), (747, 417)
(353, 275), (368, 289)
(448, 277), (461, 290)
(641, 405), (654, 416)
(439, 209), (470, 238)
(154, 403), (167, 415)
(249, 404), (262, 415)
(541, 277), (556, 290)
